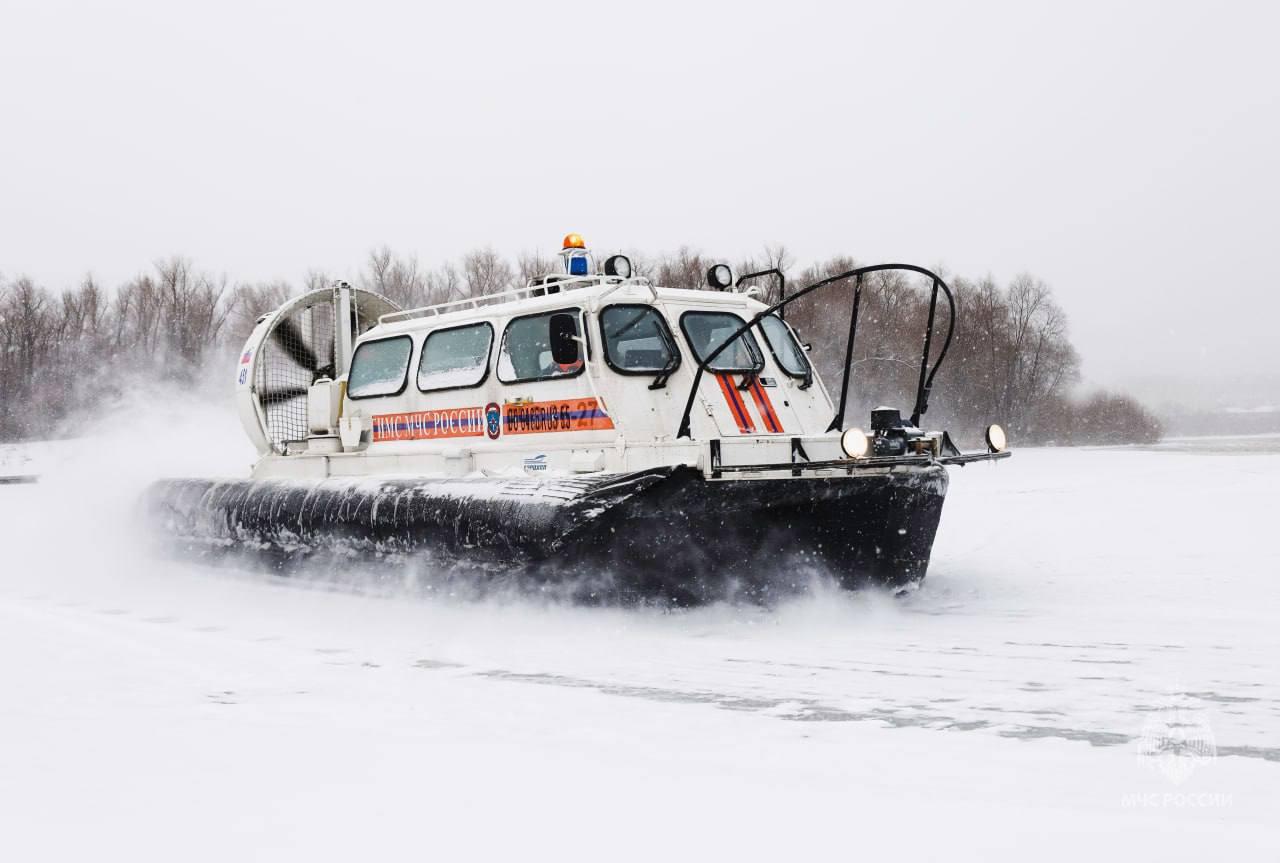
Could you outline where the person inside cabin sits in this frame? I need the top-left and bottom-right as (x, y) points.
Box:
(501, 310), (584, 380)
(544, 353), (583, 376)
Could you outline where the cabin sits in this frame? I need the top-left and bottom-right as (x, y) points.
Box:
(241, 262), (844, 481)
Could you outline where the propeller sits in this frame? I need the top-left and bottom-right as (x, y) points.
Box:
(260, 306), (350, 403)
(243, 285), (401, 453)
(261, 386), (310, 404)
(270, 317), (319, 371)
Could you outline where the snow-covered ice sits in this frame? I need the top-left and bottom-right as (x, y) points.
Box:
(1, 400), (1277, 860)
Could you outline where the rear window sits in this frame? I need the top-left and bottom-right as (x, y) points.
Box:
(347, 335), (412, 399)
(759, 314), (810, 379)
(497, 309), (584, 383)
(601, 305), (679, 374)
(417, 322), (492, 391)
(679, 311), (764, 373)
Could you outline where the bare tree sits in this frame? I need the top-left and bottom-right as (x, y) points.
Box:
(655, 247), (708, 291)
(423, 263), (462, 305)
(363, 246), (428, 308)
(516, 250), (557, 285)
(461, 247), (514, 297)
(228, 279), (293, 341)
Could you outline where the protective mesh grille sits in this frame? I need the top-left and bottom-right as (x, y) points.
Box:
(256, 297), (339, 451)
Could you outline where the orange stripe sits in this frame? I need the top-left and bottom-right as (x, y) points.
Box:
(501, 397), (615, 435)
(748, 379), (784, 433)
(715, 374), (755, 433)
(371, 408), (486, 442)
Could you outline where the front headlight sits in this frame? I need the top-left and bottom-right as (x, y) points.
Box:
(985, 423), (1008, 453)
(841, 427), (869, 459)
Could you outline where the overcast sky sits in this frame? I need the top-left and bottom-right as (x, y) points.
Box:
(2, 0), (1276, 395)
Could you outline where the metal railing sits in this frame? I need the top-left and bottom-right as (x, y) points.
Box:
(377, 275), (653, 326)
(676, 264), (956, 438)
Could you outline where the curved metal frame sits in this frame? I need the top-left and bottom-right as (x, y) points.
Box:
(676, 264), (955, 439)
(735, 268), (786, 316)
(248, 286), (399, 455)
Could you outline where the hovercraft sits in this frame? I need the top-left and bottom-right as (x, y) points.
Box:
(146, 234), (1011, 603)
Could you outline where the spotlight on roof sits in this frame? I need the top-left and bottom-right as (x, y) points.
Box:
(604, 254), (632, 279)
(707, 264), (733, 290)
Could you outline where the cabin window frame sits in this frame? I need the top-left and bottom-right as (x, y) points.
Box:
(346, 334), (414, 400)
(496, 307), (589, 385)
(598, 303), (682, 378)
(415, 321), (495, 394)
(757, 314), (812, 383)
(678, 310), (766, 375)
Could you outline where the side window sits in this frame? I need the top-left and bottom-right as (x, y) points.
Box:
(759, 314), (811, 379)
(347, 335), (413, 399)
(497, 309), (584, 383)
(600, 305), (680, 375)
(679, 311), (764, 373)
(417, 322), (493, 392)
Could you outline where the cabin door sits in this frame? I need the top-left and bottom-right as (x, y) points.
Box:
(702, 372), (798, 437)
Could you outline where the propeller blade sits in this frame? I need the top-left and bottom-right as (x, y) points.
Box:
(261, 385), (310, 403)
(271, 317), (319, 371)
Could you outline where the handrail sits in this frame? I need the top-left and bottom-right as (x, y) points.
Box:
(735, 268), (786, 317)
(587, 276), (658, 312)
(378, 275), (653, 326)
(676, 264), (956, 439)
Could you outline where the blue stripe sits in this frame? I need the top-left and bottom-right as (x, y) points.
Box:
(751, 380), (781, 432)
(721, 376), (752, 431)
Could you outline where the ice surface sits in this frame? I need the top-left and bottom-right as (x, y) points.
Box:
(2, 402), (1278, 859)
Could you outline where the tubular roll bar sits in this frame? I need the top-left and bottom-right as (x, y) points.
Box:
(735, 268), (787, 317)
(676, 264), (956, 439)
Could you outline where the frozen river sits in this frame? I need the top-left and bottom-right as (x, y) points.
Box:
(2, 407), (1277, 860)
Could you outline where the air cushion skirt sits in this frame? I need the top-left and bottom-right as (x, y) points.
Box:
(145, 465), (949, 605)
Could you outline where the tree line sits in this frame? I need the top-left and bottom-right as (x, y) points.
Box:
(0, 246), (1160, 444)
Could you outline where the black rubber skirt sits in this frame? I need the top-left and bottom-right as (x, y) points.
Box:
(144, 465), (949, 604)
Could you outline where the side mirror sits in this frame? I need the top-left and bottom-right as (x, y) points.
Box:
(549, 313), (580, 365)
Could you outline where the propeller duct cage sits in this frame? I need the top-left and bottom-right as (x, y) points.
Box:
(247, 286), (399, 454)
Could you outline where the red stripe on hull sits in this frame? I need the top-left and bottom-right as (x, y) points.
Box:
(747, 379), (784, 433)
(716, 374), (756, 434)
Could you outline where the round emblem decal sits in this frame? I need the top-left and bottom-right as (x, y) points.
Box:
(485, 402), (501, 440)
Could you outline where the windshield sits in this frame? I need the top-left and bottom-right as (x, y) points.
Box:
(347, 335), (412, 399)
(759, 314), (810, 379)
(601, 305), (679, 374)
(679, 311), (764, 374)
